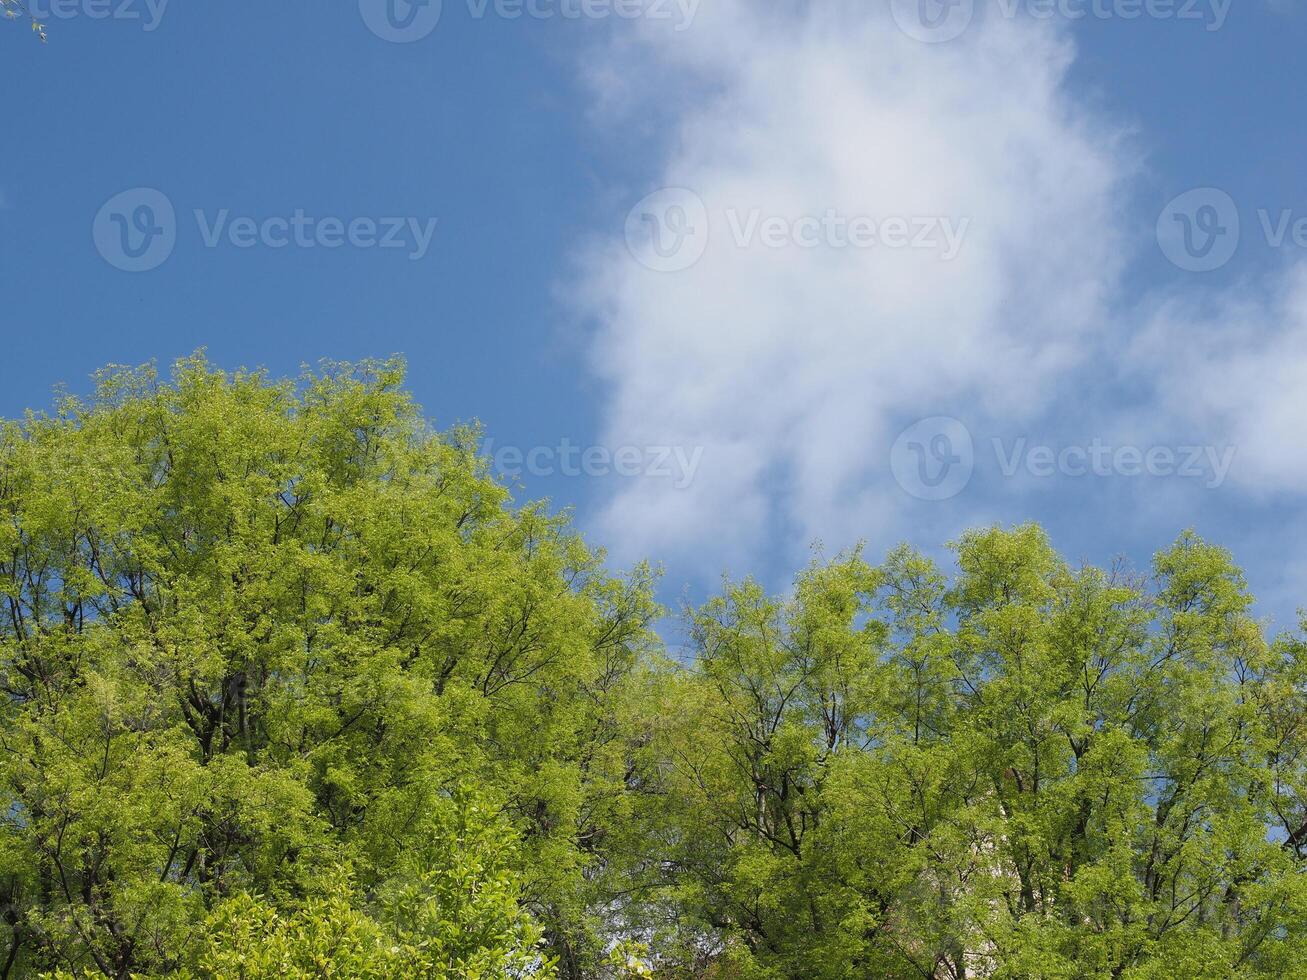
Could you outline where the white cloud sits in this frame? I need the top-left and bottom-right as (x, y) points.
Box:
(573, 2), (1133, 580)
(1130, 263), (1307, 495)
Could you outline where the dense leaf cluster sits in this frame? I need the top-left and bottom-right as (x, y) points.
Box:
(0, 359), (1304, 978)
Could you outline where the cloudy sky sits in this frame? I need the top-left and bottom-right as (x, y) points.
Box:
(5, 0), (1307, 630)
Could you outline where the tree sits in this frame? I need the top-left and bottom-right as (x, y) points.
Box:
(1, 354), (1304, 978)
(626, 527), (1307, 978)
(0, 355), (657, 977)
(184, 791), (546, 979)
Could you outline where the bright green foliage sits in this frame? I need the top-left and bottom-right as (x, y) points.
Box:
(1, 357), (1305, 979)
(630, 527), (1307, 978)
(0, 356), (656, 978)
(186, 793), (546, 979)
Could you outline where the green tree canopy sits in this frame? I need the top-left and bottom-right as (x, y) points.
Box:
(629, 528), (1307, 978)
(0, 356), (657, 977)
(0, 356), (1304, 979)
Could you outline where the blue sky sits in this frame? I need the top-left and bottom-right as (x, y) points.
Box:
(4, 0), (1307, 632)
